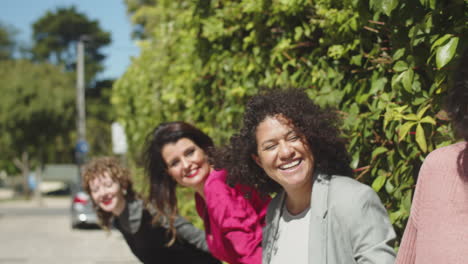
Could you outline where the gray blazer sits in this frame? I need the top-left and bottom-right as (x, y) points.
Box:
(262, 173), (396, 264)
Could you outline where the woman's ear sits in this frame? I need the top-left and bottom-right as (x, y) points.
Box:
(251, 154), (262, 168)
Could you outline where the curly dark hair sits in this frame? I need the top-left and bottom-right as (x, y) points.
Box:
(445, 50), (468, 141)
(143, 121), (214, 243)
(82, 156), (138, 231)
(215, 88), (353, 196)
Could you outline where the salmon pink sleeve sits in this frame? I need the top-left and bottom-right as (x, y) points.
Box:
(395, 151), (428, 264)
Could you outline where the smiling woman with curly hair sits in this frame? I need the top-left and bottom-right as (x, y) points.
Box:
(216, 88), (396, 264)
(82, 157), (220, 264)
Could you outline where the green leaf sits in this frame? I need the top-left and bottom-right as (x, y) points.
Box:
(402, 68), (414, 92)
(391, 71), (404, 89)
(294, 26), (303, 41)
(420, 0), (436, 9)
(393, 48), (405, 61)
(430, 34), (452, 52)
(434, 72), (446, 88)
(399, 121), (416, 142)
(415, 123), (427, 152)
(328, 45), (345, 60)
(393, 61), (408, 72)
(382, 0), (398, 16)
(402, 113), (418, 121)
(383, 110), (394, 129)
(395, 105), (409, 113)
(412, 97), (426, 106)
(436, 37), (459, 69)
(416, 104), (431, 119)
(385, 179), (395, 194)
(372, 146), (389, 160)
(369, 0), (379, 10)
(402, 190), (413, 212)
(350, 54), (362, 66)
(351, 151), (360, 169)
(389, 209), (404, 224)
(370, 77), (387, 94)
(411, 74), (422, 92)
(372, 174), (387, 192)
(420, 116), (436, 125)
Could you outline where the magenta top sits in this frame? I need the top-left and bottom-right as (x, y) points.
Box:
(396, 141), (468, 263)
(195, 169), (271, 264)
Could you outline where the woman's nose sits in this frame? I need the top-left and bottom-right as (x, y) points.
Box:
(181, 158), (190, 170)
(97, 188), (106, 197)
(278, 141), (294, 160)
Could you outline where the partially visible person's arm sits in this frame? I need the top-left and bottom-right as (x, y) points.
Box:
(395, 216), (417, 264)
(147, 202), (210, 253)
(346, 185), (397, 264)
(395, 149), (429, 264)
(174, 216), (210, 252)
(204, 174), (267, 264)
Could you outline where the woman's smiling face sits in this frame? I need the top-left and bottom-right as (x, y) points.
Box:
(161, 137), (212, 194)
(89, 172), (126, 215)
(253, 115), (315, 194)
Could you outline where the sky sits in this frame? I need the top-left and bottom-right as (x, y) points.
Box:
(1, 0), (140, 80)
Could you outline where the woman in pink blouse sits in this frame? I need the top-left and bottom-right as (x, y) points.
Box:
(396, 51), (468, 263)
(143, 121), (271, 264)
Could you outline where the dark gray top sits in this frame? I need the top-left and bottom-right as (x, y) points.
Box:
(114, 198), (220, 264)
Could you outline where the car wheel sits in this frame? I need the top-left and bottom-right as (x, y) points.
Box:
(71, 221), (80, 229)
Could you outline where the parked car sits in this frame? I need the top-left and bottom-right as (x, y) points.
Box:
(70, 183), (99, 229)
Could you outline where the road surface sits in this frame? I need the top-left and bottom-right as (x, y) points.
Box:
(0, 196), (140, 264)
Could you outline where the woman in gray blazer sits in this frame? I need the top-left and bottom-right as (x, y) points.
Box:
(216, 89), (396, 264)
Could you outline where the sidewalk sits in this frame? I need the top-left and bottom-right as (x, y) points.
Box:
(0, 194), (69, 208)
(0, 187), (14, 200)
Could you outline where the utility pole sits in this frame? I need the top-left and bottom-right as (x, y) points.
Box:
(75, 36), (89, 178)
(76, 37), (86, 143)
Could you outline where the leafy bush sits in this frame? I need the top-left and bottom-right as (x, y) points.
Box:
(114, 0), (467, 242)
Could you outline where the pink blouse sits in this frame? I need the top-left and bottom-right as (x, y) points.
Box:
(195, 169), (271, 264)
(396, 141), (468, 263)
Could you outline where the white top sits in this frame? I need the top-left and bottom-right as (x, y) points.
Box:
(270, 204), (311, 264)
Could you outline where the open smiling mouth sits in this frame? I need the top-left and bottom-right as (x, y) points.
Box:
(102, 197), (113, 206)
(185, 168), (199, 178)
(279, 159), (302, 170)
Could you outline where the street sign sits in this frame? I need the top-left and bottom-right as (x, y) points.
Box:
(112, 122), (128, 154)
(75, 139), (89, 154)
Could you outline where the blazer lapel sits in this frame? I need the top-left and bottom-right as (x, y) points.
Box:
(262, 191), (285, 264)
(308, 173), (330, 264)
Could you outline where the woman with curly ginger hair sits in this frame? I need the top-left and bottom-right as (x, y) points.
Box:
(143, 122), (270, 264)
(82, 157), (220, 264)
(216, 88), (396, 264)
(396, 51), (468, 263)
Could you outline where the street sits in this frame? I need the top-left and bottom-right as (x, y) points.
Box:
(0, 197), (140, 264)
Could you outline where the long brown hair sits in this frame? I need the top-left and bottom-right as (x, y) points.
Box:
(143, 121), (214, 244)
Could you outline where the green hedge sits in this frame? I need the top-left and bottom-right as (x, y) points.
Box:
(114, 0), (467, 241)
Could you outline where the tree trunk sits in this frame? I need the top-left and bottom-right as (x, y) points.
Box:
(13, 151), (31, 198)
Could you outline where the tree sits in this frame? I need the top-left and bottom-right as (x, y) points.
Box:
(31, 6), (111, 83)
(115, 0), (467, 242)
(0, 22), (17, 60)
(0, 59), (75, 194)
(124, 0), (157, 39)
(86, 79), (116, 157)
